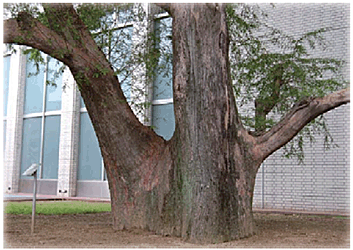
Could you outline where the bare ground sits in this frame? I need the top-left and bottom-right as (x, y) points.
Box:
(3, 212), (349, 248)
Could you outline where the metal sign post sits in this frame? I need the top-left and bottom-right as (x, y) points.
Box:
(31, 171), (37, 234)
(22, 163), (39, 234)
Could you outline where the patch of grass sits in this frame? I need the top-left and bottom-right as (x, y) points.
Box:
(4, 201), (111, 215)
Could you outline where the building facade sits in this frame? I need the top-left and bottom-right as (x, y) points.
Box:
(3, 3), (349, 214)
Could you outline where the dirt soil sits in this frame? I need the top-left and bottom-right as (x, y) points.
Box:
(4, 211), (349, 248)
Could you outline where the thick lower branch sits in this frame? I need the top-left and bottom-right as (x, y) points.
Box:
(255, 88), (350, 161)
(4, 6), (161, 172)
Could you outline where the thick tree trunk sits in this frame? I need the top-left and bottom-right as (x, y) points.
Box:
(162, 4), (258, 242)
(106, 4), (260, 243)
(3, 3), (349, 244)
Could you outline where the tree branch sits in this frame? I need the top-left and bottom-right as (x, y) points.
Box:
(254, 77), (284, 134)
(42, 4), (84, 47)
(4, 12), (75, 65)
(254, 88), (350, 161)
(3, 4), (109, 69)
(251, 63), (287, 135)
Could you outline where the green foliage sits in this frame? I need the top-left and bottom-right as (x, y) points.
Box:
(46, 57), (66, 88)
(227, 3), (347, 161)
(4, 201), (111, 215)
(22, 48), (64, 88)
(76, 4), (112, 31)
(282, 114), (338, 163)
(74, 71), (90, 90)
(23, 48), (45, 75)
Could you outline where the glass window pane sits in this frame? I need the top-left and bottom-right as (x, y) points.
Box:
(3, 120), (6, 153)
(21, 117), (42, 179)
(3, 55), (10, 116)
(153, 74), (173, 100)
(24, 56), (45, 114)
(45, 58), (62, 111)
(152, 103), (175, 140)
(94, 25), (132, 101)
(42, 116), (61, 179)
(153, 17), (173, 100)
(111, 26), (133, 101)
(78, 112), (103, 180)
(116, 6), (134, 24)
(80, 96), (85, 108)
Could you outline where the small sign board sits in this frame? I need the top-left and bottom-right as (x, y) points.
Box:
(22, 163), (39, 176)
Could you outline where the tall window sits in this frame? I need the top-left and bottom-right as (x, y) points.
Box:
(151, 15), (175, 140)
(77, 112), (104, 180)
(3, 54), (10, 116)
(21, 54), (62, 179)
(3, 53), (11, 152)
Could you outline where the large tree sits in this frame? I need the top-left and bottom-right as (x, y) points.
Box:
(4, 3), (349, 243)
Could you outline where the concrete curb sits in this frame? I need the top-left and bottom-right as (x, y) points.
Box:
(253, 208), (349, 217)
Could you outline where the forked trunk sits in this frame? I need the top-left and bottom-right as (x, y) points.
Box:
(106, 4), (260, 243)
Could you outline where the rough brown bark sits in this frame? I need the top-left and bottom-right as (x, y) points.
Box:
(160, 4), (258, 242)
(3, 3), (350, 243)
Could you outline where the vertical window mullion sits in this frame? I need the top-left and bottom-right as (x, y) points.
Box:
(38, 55), (49, 179)
(101, 159), (105, 181)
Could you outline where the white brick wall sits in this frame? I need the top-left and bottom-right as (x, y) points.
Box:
(57, 69), (81, 197)
(3, 48), (26, 193)
(252, 3), (350, 213)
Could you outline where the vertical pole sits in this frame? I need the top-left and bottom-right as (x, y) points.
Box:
(31, 172), (37, 234)
(262, 162), (265, 209)
(39, 56), (49, 179)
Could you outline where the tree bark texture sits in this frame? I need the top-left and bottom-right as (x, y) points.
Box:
(161, 4), (260, 242)
(3, 3), (350, 243)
